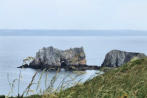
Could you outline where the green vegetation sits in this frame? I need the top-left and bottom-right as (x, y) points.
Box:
(56, 58), (147, 98)
(2, 58), (147, 98)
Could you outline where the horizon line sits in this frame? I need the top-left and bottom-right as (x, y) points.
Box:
(0, 29), (147, 31)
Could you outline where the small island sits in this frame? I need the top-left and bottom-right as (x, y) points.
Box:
(18, 46), (100, 71)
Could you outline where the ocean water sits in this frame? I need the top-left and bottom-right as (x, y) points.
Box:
(0, 36), (147, 96)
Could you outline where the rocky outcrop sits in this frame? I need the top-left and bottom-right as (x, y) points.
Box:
(18, 46), (100, 71)
(29, 46), (86, 67)
(102, 50), (146, 67)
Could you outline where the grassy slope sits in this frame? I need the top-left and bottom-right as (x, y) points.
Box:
(56, 58), (147, 98)
(1, 58), (147, 98)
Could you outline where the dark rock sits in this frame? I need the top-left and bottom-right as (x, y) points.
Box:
(102, 50), (146, 67)
(18, 64), (100, 71)
(17, 64), (29, 68)
(63, 64), (100, 71)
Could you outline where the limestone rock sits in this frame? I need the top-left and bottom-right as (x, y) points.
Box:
(29, 46), (86, 67)
(102, 50), (146, 67)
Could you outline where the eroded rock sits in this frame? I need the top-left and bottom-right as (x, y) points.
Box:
(29, 46), (86, 68)
(102, 50), (146, 67)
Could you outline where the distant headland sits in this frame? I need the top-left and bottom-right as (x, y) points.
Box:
(0, 30), (147, 36)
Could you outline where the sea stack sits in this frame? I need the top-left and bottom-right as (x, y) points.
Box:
(102, 50), (146, 67)
(18, 46), (100, 71)
(29, 46), (86, 68)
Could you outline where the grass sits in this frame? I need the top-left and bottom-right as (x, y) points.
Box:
(55, 57), (147, 98)
(2, 57), (147, 98)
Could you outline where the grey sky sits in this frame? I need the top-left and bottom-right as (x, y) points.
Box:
(0, 0), (147, 30)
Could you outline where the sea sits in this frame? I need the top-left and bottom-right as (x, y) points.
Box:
(0, 30), (147, 96)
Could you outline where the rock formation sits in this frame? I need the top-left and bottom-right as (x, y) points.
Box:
(28, 46), (86, 67)
(18, 46), (100, 71)
(102, 50), (146, 67)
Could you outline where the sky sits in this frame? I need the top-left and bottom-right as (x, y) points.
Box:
(0, 0), (147, 30)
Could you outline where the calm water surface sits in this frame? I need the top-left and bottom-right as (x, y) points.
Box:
(0, 36), (147, 96)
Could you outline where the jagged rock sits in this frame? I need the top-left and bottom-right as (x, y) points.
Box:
(18, 46), (100, 71)
(29, 46), (86, 68)
(102, 50), (146, 67)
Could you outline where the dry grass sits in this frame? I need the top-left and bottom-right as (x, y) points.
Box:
(3, 68), (83, 98)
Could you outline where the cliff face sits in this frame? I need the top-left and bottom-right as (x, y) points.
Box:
(29, 46), (86, 67)
(102, 50), (146, 67)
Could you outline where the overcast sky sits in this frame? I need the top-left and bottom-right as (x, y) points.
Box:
(0, 0), (147, 30)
